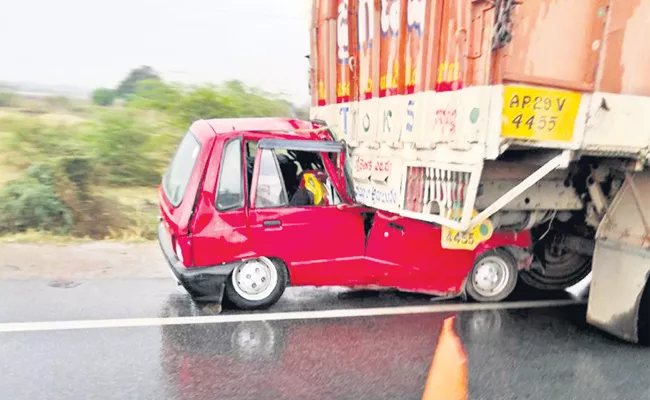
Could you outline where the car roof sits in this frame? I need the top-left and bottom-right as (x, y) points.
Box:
(191, 117), (330, 142)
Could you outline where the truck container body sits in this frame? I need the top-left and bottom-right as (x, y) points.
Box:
(309, 0), (650, 343)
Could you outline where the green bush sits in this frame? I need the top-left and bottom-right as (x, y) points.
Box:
(0, 162), (132, 239)
(87, 108), (161, 186)
(116, 66), (160, 98)
(0, 116), (89, 168)
(58, 156), (95, 197)
(0, 164), (74, 235)
(92, 88), (116, 106)
(173, 86), (236, 126)
(127, 79), (181, 112)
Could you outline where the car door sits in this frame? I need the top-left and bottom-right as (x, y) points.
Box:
(190, 136), (254, 267)
(365, 211), (477, 294)
(247, 139), (371, 287)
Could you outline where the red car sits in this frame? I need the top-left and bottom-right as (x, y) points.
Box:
(157, 118), (532, 309)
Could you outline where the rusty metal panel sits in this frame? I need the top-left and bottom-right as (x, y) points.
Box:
(597, 172), (650, 247)
(465, 1), (496, 87)
(356, 0), (381, 100)
(587, 170), (650, 343)
(315, 0), (338, 106)
(404, 0), (434, 94)
(433, 0), (471, 92)
(499, 0), (608, 92)
(379, 0), (408, 97)
(587, 240), (650, 343)
(596, 0), (650, 96)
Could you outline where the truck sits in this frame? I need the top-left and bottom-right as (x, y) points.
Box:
(307, 0), (650, 344)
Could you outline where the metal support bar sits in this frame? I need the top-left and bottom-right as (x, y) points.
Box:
(586, 175), (608, 216)
(468, 151), (571, 230)
(625, 172), (650, 240)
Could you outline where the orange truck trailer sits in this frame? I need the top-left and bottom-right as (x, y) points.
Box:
(308, 0), (650, 343)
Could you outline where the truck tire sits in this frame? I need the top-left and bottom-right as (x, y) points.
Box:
(466, 249), (518, 303)
(225, 257), (289, 310)
(520, 230), (592, 291)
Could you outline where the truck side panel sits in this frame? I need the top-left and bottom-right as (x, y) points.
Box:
(309, 0), (650, 344)
(587, 171), (650, 343)
(596, 0), (650, 95)
(500, 0), (608, 91)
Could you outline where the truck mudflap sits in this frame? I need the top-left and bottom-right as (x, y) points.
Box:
(587, 171), (650, 343)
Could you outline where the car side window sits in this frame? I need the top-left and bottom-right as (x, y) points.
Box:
(255, 149), (288, 208)
(216, 138), (244, 211)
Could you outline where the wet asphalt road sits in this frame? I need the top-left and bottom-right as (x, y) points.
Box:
(1, 278), (649, 400)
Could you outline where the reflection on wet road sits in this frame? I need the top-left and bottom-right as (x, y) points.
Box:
(0, 279), (648, 399)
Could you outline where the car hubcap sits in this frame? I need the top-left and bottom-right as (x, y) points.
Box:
(232, 258), (278, 301)
(472, 256), (510, 298)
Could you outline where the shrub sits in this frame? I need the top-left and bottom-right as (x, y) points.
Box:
(0, 116), (89, 168)
(173, 86), (237, 126)
(127, 79), (181, 112)
(87, 108), (161, 186)
(0, 161), (134, 239)
(0, 164), (74, 235)
(92, 88), (116, 106)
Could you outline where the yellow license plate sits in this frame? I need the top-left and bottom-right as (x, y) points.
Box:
(501, 85), (582, 142)
(441, 212), (494, 251)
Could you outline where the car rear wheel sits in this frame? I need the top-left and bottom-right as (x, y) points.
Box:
(466, 249), (518, 303)
(225, 257), (288, 310)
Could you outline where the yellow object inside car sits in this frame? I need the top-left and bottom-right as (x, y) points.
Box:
(303, 173), (326, 205)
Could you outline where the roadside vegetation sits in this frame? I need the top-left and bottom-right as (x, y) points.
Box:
(0, 66), (308, 242)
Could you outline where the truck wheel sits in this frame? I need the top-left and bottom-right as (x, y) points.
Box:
(466, 249), (518, 302)
(225, 257), (288, 310)
(520, 231), (592, 291)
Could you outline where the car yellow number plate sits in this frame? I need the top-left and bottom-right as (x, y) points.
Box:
(501, 85), (582, 143)
(441, 211), (494, 251)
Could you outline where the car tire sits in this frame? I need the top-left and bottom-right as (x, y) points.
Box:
(466, 249), (518, 303)
(225, 257), (288, 310)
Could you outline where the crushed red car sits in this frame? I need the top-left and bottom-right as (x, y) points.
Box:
(157, 118), (532, 309)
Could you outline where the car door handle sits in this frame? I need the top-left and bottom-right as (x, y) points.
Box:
(263, 220), (282, 227)
(388, 222), (404, 231)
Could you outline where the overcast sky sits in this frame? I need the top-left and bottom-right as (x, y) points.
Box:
(0, 0), (312, 104)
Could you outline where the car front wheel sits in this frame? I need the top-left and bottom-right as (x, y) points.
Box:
(466, 249), (518, 303)
(225, 257), (288, 310)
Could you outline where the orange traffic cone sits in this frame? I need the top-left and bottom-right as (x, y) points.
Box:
(421, 316), (468, 400)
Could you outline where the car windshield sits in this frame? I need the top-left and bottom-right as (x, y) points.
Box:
(162, 130), (201, 207)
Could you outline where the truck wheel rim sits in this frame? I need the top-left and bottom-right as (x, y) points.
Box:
(472, 256), (510, 298)
(232, 258), (278, 301)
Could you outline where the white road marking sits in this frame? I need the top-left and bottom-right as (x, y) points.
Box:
(0, 299), (583, 333)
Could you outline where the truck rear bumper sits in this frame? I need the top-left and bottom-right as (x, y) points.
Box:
(157, 222), (238, 303)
